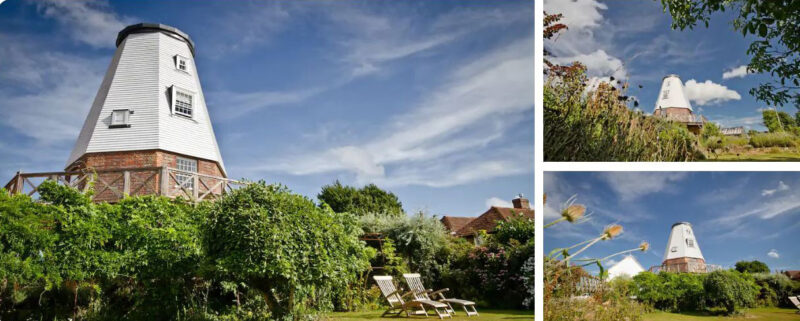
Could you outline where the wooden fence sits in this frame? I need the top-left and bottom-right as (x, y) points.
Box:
(4, 167), (244, 203)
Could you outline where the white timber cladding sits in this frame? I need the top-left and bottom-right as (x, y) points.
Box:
(66, 28), (226, 175)
(662, 222), (705, 262)
(607, 255), (645, 280)
(654, 75), (693, 112)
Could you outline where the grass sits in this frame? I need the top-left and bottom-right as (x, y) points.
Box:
(643, 307), (800, 321)
(712, 149), (800, 161)
(324, 309), (534, 320)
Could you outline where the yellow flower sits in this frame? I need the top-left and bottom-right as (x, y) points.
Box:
(561, 205), (585, 223)
(602, 224), (623, 240)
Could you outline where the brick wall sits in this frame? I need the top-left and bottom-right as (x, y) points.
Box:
(66, 149), (225, 202)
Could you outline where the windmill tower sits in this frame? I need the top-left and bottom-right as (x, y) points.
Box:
(661, 222), (707, 273)
(653, 74), (705, 134)
(65, 23), (226, 201)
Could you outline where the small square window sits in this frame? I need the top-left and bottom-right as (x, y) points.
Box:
(109, 109), (130, 128)
(175, 55), (190, 73)
(171, 86), (194, 118)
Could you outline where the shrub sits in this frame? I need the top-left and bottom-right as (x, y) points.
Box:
(493, 212), (535, 245)
(752, 273), (795, 307)
(702, 122), (722, 140)
(703, 270), (758, 315)
(203, 182), (372, 320)
(735, 260), (769, 274)
(749, 132), (796, 147)
(318, 181), (403, 217)
(632, 272), (705, 312)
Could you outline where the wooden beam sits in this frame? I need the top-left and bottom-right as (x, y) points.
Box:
(123, 170), (131, 196)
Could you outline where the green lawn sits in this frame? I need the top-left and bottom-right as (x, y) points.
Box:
(710, 150), (800, 161)
(643, 307), (800, 321)
(325, 309), (533, 320)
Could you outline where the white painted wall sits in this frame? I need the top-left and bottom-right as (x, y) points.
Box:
(663, 222), (704, 261)
(654, 75), (693, 112)
(608, 255), (645, 280)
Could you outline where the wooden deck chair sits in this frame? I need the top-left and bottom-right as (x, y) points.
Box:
(790, 296), (800, 314)
(373, 275), (451, 319)
(403, 273), (479, 317)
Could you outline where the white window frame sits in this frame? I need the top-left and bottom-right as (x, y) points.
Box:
(175, 157), (198, 190)
(175, 54), (190, 73)
(110, 109), (130, 128)
(171, 86), (194, 118)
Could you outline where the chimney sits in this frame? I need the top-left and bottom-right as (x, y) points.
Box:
(512, 193), (529, 209)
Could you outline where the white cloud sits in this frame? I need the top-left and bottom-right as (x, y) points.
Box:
(543, 0), (607, 31)
(722, 65), (750, 80)
(767, 249), (780, 259)
(598, 172), (688, 201)
(684, 79), (742, 106)
(762, 181), (789, 196)
(250, 38), (534, 187)
(32, 0), (132, 48)
(486, 197), (514, 209)
(550, 49), (627, 80)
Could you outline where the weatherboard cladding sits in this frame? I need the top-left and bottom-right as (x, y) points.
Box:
(663, 222), (704, 262)
(67, 26), (225, 174)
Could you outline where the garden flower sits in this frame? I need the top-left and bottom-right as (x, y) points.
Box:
(562, 204), (585, 222)
(639, 241), (649, 252)
(602, 224), (623, 240)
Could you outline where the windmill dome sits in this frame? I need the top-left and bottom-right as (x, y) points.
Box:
(654, 74), (693, 113)
(67, 22), (226, 176)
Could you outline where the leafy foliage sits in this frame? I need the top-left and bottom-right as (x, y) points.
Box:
(749, 132), (796, 148)
(204, 182), (372, 320)
(703, 270), (759, 315)
(762, 109), (797, 132)
(633, 272), (705, 312)
(735, 260), (770, 274)
(318, 181), (403, 217)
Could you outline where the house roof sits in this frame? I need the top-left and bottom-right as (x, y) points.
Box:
(440, 216), (475, 233)
(455, 206), (534, 236)
(784, 270), (800, 280)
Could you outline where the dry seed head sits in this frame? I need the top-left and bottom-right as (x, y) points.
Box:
(639, 241), (649, 252)
(562, 205), (585, 223)
(602, 225), (623, 240)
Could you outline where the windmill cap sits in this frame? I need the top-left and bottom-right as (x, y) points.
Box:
(663, 74), (681, 79)
(117, 23), (195, 56)
(671, 221), (692, 228)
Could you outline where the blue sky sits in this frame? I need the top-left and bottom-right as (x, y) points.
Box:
(545, 172), (800, 274)
(544, 0), (788, 131)
(0, 0), (534, 217)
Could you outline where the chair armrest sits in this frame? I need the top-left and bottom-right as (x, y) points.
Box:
(400, 290), (416, 299)
(429, 288), (449, 298)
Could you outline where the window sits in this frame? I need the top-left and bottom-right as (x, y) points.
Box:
(175, 157), (197, 190)
(686, 238), (694, 248)
(175, 55), (190, 73)
(109, 109), (130, 128)
(670, 246), (677, 252)
(661, 90), (670, 100)
(171, 86), (194, 118)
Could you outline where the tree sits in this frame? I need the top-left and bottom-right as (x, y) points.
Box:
(762, 109), (796, 132)
(701, 121), (722, 140)
(703, 270), (758, 314)
(318, 180), (403, 216)
(204, 182), (372, 320)
(659, 0), (800, 108)
(735, 260), (770, 273)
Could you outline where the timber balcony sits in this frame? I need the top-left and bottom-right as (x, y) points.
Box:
(648, 262), (723, 274)
(4, 167), (244, 203)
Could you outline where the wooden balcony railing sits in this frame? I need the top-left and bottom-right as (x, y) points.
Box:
(649, 262), (723, 274)
(4, 167), (244, 203)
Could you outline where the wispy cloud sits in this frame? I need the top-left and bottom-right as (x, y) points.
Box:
(30, 0), (133, 48)
(247, 38), (534, 187)
(486, 197), (514, 209)
(598, 172), (688, 201)
(762, 180), (789, 196)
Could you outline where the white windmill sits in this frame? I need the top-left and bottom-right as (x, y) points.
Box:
(64, 23), (227, 201)
(661, 222), (707, 273)
(653, 75), (705, 133)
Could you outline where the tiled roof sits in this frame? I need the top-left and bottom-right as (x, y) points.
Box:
(440, 216), (475, 233)
(784, 270), (800, 280)
(455, 206), (534, 236)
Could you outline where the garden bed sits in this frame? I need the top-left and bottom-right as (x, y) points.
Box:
(325, 309), (534, 320)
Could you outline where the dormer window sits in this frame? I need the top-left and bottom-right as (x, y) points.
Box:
(171, 86), (194, 118)
(109, 109), (131, 128)
(175, 55), (190, 73)
(686, 239), (694, 248)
